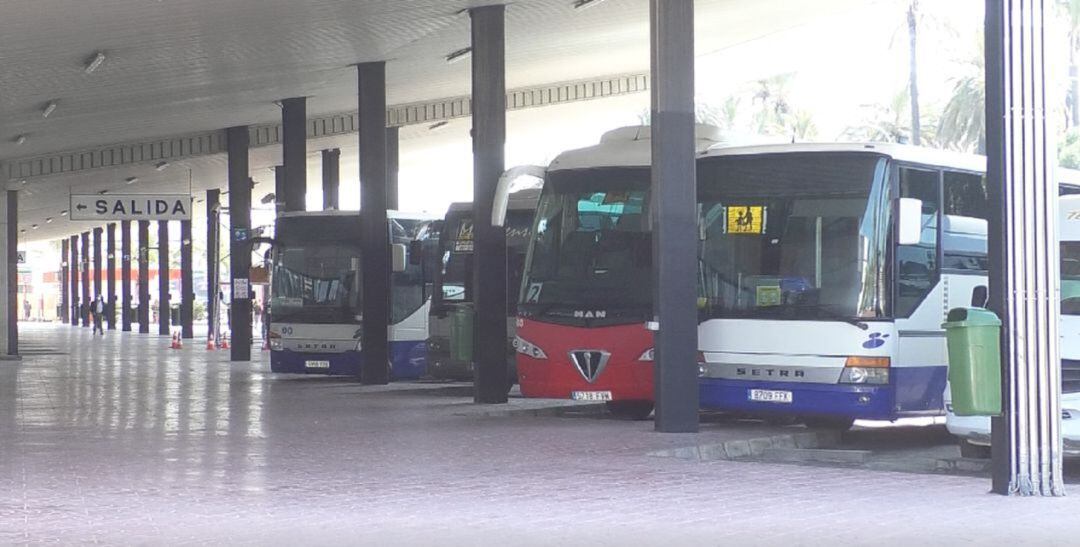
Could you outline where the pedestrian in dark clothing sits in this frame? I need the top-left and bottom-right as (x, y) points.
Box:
(92, 295), (106, 336)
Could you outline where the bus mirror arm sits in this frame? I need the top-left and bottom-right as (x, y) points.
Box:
(492, 165), (546, 227)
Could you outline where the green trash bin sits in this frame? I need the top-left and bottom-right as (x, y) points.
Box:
(449, 306), (474, 363)
(942, 308), (1002, 416)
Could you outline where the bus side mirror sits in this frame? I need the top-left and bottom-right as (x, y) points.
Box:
(971, 286), (989, 308)
(409, 240), (423, 266)
(897, 198), (924, 246)
(392, 244), (408, 273)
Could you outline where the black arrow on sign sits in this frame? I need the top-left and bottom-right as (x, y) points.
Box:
(76, 204), (88, 211)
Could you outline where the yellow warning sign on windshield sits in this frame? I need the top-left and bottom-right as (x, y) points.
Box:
(727, 206), (764, 234)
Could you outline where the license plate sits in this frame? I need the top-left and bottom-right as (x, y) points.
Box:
(748, 389), (793, 403)
(571, 391), (613, 402)
(305, 360), (331, 369)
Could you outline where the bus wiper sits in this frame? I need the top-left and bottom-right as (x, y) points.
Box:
(788, 304), (869, 330)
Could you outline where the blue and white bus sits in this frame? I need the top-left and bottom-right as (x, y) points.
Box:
(267, 210), (438, 379)
(695, 143), (1030, 429)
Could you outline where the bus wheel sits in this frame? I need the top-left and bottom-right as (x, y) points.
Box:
(606, 401), (654, 421)
(958, 438), (991, 459)
(802, 416), (855, 431)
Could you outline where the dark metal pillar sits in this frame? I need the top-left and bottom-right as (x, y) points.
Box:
(69, 235), (78, 325)
(274, 166), (285, 217)
(60, 238), (69, 324)
(180, 219), (193, 339)
(358, 61), (390, 385)
(227, 126), (252, 361)
(322, 149), (340, 211)
(121, 220), (132, 332)
(206, 190), (220, 341)
(650, 0), (699, 432)
(157, 221), (170, 335)
(106, 223), (116, 330)
(80, 232), (90, 327)
(6, 192), (15, 356)
(387, 128), (400, 210)
(282, 97), (307, 213)
(986, 0), (1064, 496)
(93, 227), (102, 300)
(138, 221), (150, 334)
(470, 5), (509, 403)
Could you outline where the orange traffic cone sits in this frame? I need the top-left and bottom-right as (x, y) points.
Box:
(169, 332), (179, 349)
(206, 335), (216, 351)
(219, 333), (230, 350)
(175, 332), (183, 350)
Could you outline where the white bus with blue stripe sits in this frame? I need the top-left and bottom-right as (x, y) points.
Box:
(267, 210), (438, 379)
(696, 143), (1007, 429)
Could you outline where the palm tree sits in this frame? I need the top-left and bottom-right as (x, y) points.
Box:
(841, 90), (913, 143)
(751, 73), (794, 135)
(937, 38), (985, 153)
(1061, 0), (1080, 128)
(907, 0), (922, 145)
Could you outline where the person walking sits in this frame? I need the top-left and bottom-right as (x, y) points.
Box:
(23, 299), (31, 321)
(92, 295), (106, 336)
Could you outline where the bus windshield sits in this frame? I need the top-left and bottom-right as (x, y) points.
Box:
(520, 167), (652, 322)
(271, 243), (361, 324)
(697, 153), (890, 322)
(440, 209), (535, 304)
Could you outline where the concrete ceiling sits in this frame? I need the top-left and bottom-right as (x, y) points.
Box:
(2, 0), (874, 243)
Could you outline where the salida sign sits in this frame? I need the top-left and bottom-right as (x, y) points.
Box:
(69, 194), (192, 222)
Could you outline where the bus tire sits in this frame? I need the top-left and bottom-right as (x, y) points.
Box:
(958, 438), (991, 459)
(606, 401), (654, 421)
(802, 416), (855, 431)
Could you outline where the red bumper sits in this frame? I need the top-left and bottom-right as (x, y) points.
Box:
(516, 318), (654, 401)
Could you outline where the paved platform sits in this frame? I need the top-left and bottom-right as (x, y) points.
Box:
(2, 323), (1080, 545)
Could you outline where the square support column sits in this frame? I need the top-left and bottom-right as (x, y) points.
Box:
(649, 0), (699, 432)
(985, 0), (1064, 496)
(358, 61), (391, 384)
(60, 238), (70, 324)
(227, 126), (253, 361)
(282, 97), (307, 213)
(81, 232), (90, 327)
(322, 149), (341, 211)
(387, 128), (400, 211)
(106, 223), (116, 330)
(69, 235), (78, 325)
(93, 227), (103, 301)
(157, 221), (170, 335)
(470, 5), (510, 403)
(180, 219), (194, 339)
(0, 192), (15, 356)
(121, 220), (132, 331)
(206, 190), (220, 341)
(138, 221), (150, 334)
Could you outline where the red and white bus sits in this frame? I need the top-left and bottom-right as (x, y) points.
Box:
(513, 125), (720, 419)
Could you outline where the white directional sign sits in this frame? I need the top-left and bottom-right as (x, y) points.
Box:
(69, 194), (193, 222)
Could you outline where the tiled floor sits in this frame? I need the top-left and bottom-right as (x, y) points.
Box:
(2, 323), (1079, 546)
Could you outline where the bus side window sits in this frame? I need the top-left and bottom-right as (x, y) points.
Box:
(896, 167), (941, 318)
(943, 171), (989, 271)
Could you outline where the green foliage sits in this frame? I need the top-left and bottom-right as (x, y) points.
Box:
(1060, 128), (1080, 169)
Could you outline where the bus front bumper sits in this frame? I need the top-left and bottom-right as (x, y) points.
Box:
(699, 378), (896, 421)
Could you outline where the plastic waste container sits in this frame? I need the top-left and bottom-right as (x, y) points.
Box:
(942, 308), (1002, 416)
(450, 306), (474, 363)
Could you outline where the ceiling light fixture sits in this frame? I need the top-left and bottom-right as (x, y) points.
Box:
(42, 101), (58, 119)
(31, 224), (38, 230)
(428, 121), (449, 131)
(14, 135), (27, 146)
(45, 217), (53, 224)
(98, 190), (109, 195)
(445, 47), (472, 64)
(19, 179), (27, 186)
(84, 51), (106, 75)
(572, 0), (607, 9)
(60, 210), (68, 216)
(155, 161), (169, 171)
(125, 176), (138, 185)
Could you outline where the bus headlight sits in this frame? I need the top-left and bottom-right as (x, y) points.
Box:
(514, 336), (547, 360)
(638, 348), (654, 362)
(840, 356), (889, 385)
(268, 331), (283, 351)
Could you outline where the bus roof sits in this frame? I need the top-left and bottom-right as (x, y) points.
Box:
(548, 124), (723, 172)
(702, 142), (987, 172)
(444, 187), (540, 217)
